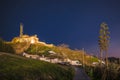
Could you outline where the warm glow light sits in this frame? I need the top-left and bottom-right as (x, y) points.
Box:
(31, 39), (35, 44)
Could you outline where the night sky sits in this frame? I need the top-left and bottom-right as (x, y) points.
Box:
(0, 0), (120, 57)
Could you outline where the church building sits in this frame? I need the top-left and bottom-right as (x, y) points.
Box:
(12, 23), (39, 44)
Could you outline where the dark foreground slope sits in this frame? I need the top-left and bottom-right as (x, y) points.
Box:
(0, 52), (74, 80)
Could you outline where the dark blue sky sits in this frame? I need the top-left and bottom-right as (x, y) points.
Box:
(0, 0), (120, 57)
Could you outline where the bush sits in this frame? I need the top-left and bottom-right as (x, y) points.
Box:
(0, 38), (15, 53)
(87, 64), (120, 80)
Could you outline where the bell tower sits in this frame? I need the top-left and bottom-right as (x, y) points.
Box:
(20, 23), (23, 37)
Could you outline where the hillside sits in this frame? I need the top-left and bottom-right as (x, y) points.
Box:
(0, 52), (74, 80)
(25, 43), (98, 66)
(0, 37), (99, 66)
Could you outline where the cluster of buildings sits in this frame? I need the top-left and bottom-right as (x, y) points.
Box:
(22, 52), (82, 66)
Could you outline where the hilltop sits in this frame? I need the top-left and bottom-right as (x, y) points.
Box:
(10, 35), (98, 66)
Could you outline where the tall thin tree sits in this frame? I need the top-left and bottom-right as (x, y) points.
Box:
(98, 22), (110, 68)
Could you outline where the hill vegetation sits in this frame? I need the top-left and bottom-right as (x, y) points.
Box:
(0, 37), (99, 66)
(25, 43), (98, 65)
(0, 52), (74, 80)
